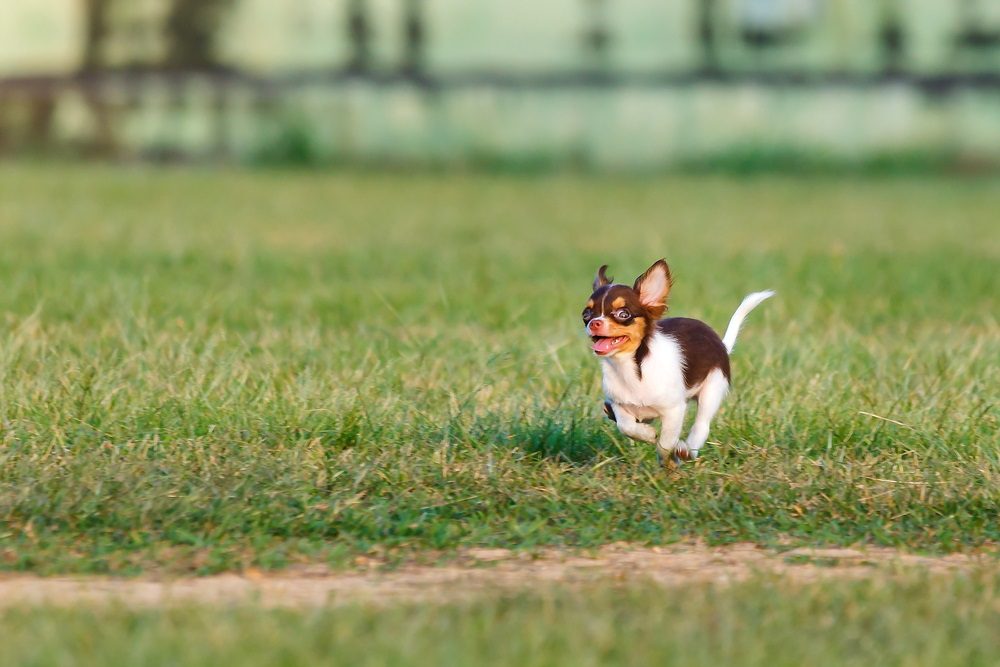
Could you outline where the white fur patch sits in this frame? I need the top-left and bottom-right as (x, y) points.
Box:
(600, 332), (687, 412)
(601, 331), (730, 459)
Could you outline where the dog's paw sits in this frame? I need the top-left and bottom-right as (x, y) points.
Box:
(657, 440), (697, 467)
(672, 441), (698, 462)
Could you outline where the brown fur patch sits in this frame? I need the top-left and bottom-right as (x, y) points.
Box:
(586, 314), (645, 354)
(615, 317), (646, 355)
(656, 318), (731, 388)
(583, 284), (651, 371)
(584, 285), (654, 377)
(588, 285), (644, 317)
(593, 265), (611, 291)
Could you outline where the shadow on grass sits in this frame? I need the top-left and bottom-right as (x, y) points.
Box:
(490, 414), (624, 464)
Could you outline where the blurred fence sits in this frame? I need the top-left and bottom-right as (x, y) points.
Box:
(2, 0), (1000, 166)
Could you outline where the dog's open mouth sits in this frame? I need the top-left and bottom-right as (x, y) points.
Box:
(591, 335), (629, 355)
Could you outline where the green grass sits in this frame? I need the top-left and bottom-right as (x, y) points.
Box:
(2, 572), (998, 666)
(0, 165), (997, 573)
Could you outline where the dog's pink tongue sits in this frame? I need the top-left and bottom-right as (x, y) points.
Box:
(592, 337), (618, 354)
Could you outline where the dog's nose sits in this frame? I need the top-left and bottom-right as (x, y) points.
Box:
(588, 318), (605, 333)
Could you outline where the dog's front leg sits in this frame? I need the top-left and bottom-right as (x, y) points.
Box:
(655, 402), (688, 464)
(608, 403), (657, 444)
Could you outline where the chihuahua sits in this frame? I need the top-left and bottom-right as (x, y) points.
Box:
(582, 259), (773, 465)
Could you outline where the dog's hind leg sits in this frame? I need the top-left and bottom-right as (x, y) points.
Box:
(684, 368), (730, 459)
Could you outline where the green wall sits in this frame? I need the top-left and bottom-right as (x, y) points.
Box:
(2, 1), (1000, 165)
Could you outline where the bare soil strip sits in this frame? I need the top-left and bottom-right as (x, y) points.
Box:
(0, 544), (994, 608)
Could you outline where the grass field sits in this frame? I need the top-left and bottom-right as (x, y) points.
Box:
(2, 572), (998, 666)
(0, 165), (997, 574)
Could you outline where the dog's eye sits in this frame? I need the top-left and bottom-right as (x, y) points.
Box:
(614, 309), (631, 321)
(582, 308), (593, 321)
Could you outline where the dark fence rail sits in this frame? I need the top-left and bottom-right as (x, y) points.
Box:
(4, 0), (1000, 90)
(1, 0), (999, 162)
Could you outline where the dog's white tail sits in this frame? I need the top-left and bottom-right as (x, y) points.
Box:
(722, 290), (775, 353)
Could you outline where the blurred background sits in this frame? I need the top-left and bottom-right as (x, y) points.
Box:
(1, 0), (1000, 169)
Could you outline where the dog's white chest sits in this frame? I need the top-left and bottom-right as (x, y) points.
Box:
(600, 333), (686, 410)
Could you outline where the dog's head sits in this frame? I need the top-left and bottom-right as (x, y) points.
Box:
(581, 259), (672, 357)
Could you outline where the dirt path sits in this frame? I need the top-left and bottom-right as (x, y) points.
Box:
(0, 543), (994, 608)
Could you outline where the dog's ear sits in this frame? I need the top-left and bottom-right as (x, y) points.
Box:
(593, 264), (612, 291)
(633, 259), (672, 318)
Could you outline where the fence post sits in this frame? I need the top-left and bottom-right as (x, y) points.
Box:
(401, 0), (426, 78)
(81, 0), (112, 72)
(583, 0), (612, 75)
(163, 0), (234, 70)
(879, 0), (905, 74)
(346, 0), (371, 73)
(698, 0), (719, 74)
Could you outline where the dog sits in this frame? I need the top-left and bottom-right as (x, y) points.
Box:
(582, 259), (773, 465)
